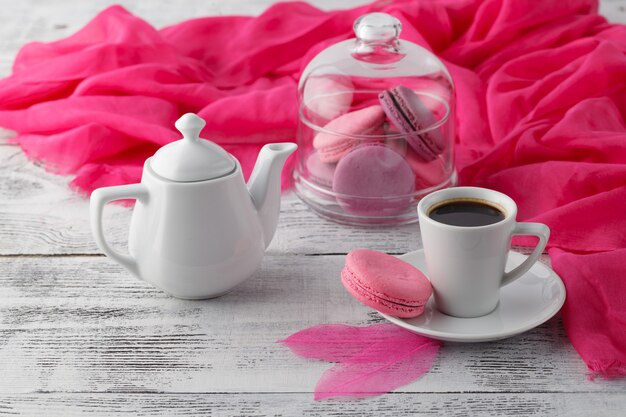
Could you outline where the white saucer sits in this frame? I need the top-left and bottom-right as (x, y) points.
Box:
(380, 250), (566, 343)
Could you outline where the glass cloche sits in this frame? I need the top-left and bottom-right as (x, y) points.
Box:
(293, 12), (456, 225)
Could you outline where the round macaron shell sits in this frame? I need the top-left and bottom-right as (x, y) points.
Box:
(302, 75), (354, 122)
(313, 135), (357, 163)
(341, 249), (432, 318)
(332, 145), (414, 215)
(305, 151), (335, 188)
(379, 86), (445, 162)
(392, 86), (445, 152)
(405, 148), (447, 189)
(313, 105), (386, 163)
(379, 90), (437, 162)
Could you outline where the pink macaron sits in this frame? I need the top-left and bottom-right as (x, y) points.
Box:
(405, 147), (448, 189)
(302, 75), (354, 122)
(379, 86), (445, 162)
(313, 105), (385, 163)
(306, 151), (335, 188)
(341, 249), (432, 318)
(332, 144), (415, 216)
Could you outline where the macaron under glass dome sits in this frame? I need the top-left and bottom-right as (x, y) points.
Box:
(294, 12), (456, 225)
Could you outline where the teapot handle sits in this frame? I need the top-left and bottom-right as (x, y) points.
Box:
(90, 184), (149, 278)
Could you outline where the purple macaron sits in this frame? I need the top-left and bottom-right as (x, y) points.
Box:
(332, 145), (415, 216)
(379, 86), (445, 161)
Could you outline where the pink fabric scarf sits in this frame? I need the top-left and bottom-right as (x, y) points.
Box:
(0, 0), (625, 379)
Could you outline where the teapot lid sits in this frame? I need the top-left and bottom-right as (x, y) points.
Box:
(150, 113), (236, 182)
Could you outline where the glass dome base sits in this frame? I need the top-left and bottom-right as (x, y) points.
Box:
(293, 170), (458, 226)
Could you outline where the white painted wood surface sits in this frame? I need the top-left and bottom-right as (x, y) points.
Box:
(1, 1), (626, 415)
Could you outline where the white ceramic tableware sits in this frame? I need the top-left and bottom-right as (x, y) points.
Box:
(417, 186), (550, 318)
(381, 249), (566, 342)
(90, 113), (297, 299)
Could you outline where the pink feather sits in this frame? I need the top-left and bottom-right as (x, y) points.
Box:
(279, 323), (416, 362)
(280, 323), (441, 399)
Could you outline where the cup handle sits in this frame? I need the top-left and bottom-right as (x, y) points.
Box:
(90, 184), (149, 277)
(501, 222), (550, 287)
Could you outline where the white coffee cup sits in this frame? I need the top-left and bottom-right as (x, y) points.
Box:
(417, 187), (550, 318)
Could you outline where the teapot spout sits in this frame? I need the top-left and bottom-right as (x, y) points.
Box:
(248, 143), (297, 247)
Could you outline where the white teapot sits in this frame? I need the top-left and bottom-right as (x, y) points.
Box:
(90, 113), (297, 299)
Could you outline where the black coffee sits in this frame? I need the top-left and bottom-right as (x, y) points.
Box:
(428, 199), (505, 227)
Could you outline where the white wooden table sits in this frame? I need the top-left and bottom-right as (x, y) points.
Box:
(1, 1), (626, 415)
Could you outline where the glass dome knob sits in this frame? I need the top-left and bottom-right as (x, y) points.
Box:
(353, 13), (402, 43)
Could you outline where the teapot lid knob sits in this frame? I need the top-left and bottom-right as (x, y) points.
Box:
(175, 113), (206, 141)
(149, 113), (236, 182)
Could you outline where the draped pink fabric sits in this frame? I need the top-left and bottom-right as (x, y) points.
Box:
(0, 0), (624, 378)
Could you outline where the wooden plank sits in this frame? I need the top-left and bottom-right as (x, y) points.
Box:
(0, 146), (543, 257)
(0, 129), (14, 145)
(1, 255), (623, 395)
(0, 146), (422, 256)
(600, 0), (626, 24)
(0, 146), (131, 255)
(0, 392), (623, 417)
